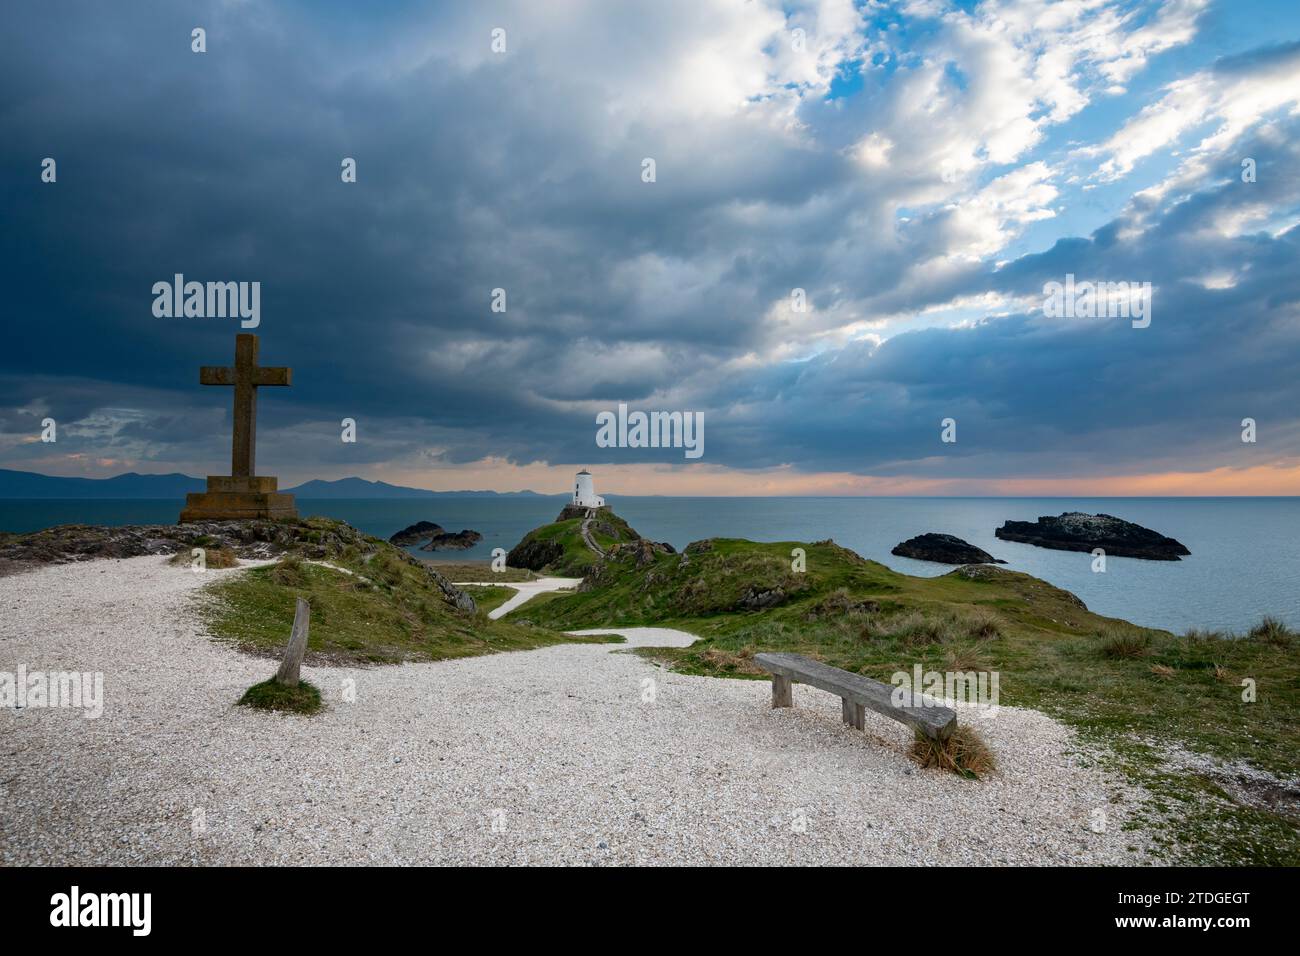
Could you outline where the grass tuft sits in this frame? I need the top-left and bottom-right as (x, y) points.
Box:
(964, 607), (1003, 640)
(1098, 626), (1151, 660)
(1248, 616), (1294, 647)
(269, 554), (308, 587)
(911, 725), (996, 779)
(945, 644), (990, 672)
(238, 678), (322, 715)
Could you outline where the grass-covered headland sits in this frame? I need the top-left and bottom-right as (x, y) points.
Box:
(512, 534), (1300, 865)
(505, 506), (648, 575)
(195, 517), (618, 666)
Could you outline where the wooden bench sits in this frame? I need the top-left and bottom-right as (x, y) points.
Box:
(754, 652), (956, 741)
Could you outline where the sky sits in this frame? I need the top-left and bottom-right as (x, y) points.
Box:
(2, 0), (1299, 496)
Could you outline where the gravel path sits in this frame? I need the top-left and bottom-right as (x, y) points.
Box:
(579, 514), (604, 556)
(0, 557), (1152, 865)
(453, 577), (583, 620)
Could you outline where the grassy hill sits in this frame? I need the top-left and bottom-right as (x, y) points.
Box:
(512, 535), (1300, 864)
(196, 519), (617, 665)
(505, 506), (645, 575)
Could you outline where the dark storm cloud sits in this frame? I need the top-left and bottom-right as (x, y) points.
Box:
(1, 1), (1297, 483)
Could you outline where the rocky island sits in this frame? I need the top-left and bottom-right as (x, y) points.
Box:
(995, 512), (1191, 561)
(506, 504), (650, 575)
(891, 533), (1005, 565)
(389, 521), (482, 551)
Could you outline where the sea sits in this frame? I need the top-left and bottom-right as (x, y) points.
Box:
(1, 496), (1295, 635)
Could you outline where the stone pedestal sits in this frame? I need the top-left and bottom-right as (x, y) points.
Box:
(179, 476), (297, 522)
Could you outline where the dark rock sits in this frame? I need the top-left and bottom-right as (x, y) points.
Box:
(738, 586), (787, 610)
(556, 503), (609, 522)
(389, 520), (482, 552)
(0, 518), (376, 569)
(506, 537), (564, 571)
(418, 529), (482, 551)
(0, 517), (477, 613)
(389, 521), (444, 546)
(995, 512), (1190, 561)
(608, 538), (672, 568)
(891, 533), (1005, 565)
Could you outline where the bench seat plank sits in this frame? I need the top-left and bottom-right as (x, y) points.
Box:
(754, 651), (956, 741)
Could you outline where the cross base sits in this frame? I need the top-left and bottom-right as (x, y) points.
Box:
(179, 475), (298, 523)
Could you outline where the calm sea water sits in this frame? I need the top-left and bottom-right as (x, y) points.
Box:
(1, 496), (1295, 635)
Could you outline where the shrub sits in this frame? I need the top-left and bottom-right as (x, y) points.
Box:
(269, 554), (308, 587)
(805, 588), (879, 620)
(911, 725), (996, 778)
(1098, 627), (1150, 660)
(963, 608), (1003, 641)
(891, 610), (956, 646)
(1248, 616), (1294, 647)
(944, 644), (989, 673)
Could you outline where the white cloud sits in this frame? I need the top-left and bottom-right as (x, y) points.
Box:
(1084, 42), (1300, 183)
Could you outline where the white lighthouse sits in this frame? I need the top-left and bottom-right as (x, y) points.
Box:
(573, 469), (604, 509)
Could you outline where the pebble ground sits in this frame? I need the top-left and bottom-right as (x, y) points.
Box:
(0, 557), (1152, 865)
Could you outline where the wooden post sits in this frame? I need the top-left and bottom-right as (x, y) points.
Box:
(274, 597), (310, 687)
(772, 675), (793, 708)
(841, 698), (865, 730)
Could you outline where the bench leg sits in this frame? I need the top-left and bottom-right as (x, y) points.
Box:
(771, 675), (793, 708)
(842, 698), (865, 730)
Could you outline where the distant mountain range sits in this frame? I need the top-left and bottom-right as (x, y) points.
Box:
(0, 468), (551, 499)
(284, 477), (547, 499)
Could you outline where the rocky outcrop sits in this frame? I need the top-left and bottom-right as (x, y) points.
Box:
(737, 585), (788, 610)
(507, 505), (647, 574)
(891, 533), (1005, 565)
(419, 529), (482, 551)
(0, 517), (477, 612)
(0, 517), (378, 571)
(557, 503), (608, 521)
(389, 521), (444, 546)
(506, 537), (564, 571)
(420, 564), (477, 613)
(390, 521), (482, 551)
(607, 538), (675, 567)
(995, 512), (1191, 561)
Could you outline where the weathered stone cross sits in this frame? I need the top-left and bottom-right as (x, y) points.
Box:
(200, 333), (291, 478)
(179, 333), (297, 522)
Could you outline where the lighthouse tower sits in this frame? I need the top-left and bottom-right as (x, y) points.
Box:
(573, 469), (604, 509)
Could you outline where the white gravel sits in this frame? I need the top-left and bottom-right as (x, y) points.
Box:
(0, 556), (1153, 865)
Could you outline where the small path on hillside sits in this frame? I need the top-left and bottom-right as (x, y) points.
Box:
(452, 576), (582, 619)
(579, 513), (605, 556)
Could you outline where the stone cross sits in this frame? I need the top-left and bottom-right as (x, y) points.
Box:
(199, 333), (291, 478)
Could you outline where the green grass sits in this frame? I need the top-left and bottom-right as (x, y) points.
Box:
(514, 536), (1300, 864)
(238, 678), (322, 715)
(199, 549), (619, 666)
(459, 584), (516, 615)
(431, 562), (540, 583)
